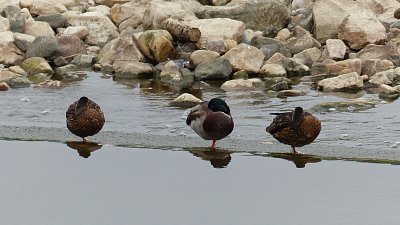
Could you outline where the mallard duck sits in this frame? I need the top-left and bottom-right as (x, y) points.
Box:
(266, 107), (321, 153)
(186, 98), (234, 149)
(66, 97), (105, 141)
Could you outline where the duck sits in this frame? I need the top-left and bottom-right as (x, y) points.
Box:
(186, 98), (234, 149)
(266, 107), (321, 153)
(66, 96), (105, 142)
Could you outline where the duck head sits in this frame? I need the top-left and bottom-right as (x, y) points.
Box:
(208, 98), (230, 115)
(75, 96), (89, 116)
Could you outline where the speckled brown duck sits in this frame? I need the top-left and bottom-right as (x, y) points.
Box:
(186, 98), (234, 149)
(266, 107), (321, 153)
(66, 97), (105, 141)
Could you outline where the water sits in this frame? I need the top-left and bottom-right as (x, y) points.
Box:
(1, 72), (399, 151)
(0, 140), (399, 225)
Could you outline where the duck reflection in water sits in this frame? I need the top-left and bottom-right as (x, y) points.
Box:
(188, 148), (232, 168)
(270, 152), (321, 168)
(66, 141), (103, 158)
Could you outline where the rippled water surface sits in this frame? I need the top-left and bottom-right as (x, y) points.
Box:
(1, 72), (399, 149)
(0, 140), (399, 225)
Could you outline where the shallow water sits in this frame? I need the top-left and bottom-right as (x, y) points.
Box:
(0, 72), (399, 150)
(0, 140), (399, 225)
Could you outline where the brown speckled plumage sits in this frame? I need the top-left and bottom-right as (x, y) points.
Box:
(266, 107), (321, 152)
(66, 97), (105, 140)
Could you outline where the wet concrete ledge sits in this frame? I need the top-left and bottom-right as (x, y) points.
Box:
(0, 125), (399, 164)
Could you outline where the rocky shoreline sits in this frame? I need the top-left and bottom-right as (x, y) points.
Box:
(1, 0), (400, 109)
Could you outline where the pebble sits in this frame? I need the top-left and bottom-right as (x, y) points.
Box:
(328, 107), (337, 112)
(20, 97), (30, 102)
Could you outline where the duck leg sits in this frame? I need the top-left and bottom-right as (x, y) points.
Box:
(82, 137), (88, 142)
(291, 146), (297, 153)
(210, 140), (217, 149)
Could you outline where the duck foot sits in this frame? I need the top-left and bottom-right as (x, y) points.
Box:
(82, 137), (88, 142)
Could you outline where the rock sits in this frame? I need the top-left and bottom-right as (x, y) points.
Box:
(186, 18), (245, 53)
(265, 76), (291, 91)
(312, 98), (377, 112)
(195, 0), (290, 36)
(53, 56), (68, 67)
(368, 69), (395, 86)
(317, 72), (364, 91)
(28, 1), (67, 16)
(66, 12), (119, 47)
(251, 36), (291, 57)
(21, 57), (53, 76)
(142, 0), (199, 29)
(52, 68), (87, 82)
(57, 35), (87, 58)
(395, 8), (400, 19)
(95, 0), (129, 8)
(2, 5), (24, 33)
(379, 84), (400, 95)
(313, 0), (367, 43)
(286, 25), (320, 54)
(355, 44), (396, 60)
(277, 89), (305, 98)
(0, 31), (24, 65)
(87, 5), (111, 16)
(8, 65), (26, 76)
(159, 60), (194, 88)
(26, 36), (62, 60)
(0, 16), (10, 32)
(0, 82), (10, 91)
(259, 44), (280, 60)
(24, 21), (55, 37)
(136, 30), (176, 63)
(276, 28), (291, 41)
(0, 0), (19, 13)
(194, 58), (232, 80)
(222, 43), (264, 73)
(361, 59), (394, 76)
(322, 39), (346, 60)
(220, 78), (264, 91)
(35, 80), (62, 88)
(62, 26), (89, 40)
(13, 32), (35, 52)
(118, 13), (143, 31)
(292, 47), (322, 67)
(189, 50), (220, 68)
(259, 63), (287, 77)
(110, 3), (145, 26)
(289, 0), (314, 31)
(325, 59), (362, 76)
(281, 58), (310, 77)
(6, 76), (31, 88)
(266, 52), (287, 64)
(27, 72), (52, 84)
(338, 12), (386, 50)
(113, 61), (154, 79)
(241, 29), (254, 44)
(98, 36), (145, 66)
(35, 14), (67, 29)
(232, 70), (248, 79)
(170, 93), (203, 107)
(71, 54), (95, 68)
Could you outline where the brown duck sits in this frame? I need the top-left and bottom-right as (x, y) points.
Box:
(186, 98), (234, 149)
(66, 97), (105, 141)
(266, 107), (321, 153)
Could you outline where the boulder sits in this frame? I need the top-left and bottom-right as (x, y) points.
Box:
(113, 61), (154, 79)
(194, 58), (232, 80)
(220, 78), (264, 91)
(0, 31), (24, 65)
(98, 36), (145, 66)
(26, 35), (62, 60)
(170, 93), (203, 107)
(368, 69), (396, 86)
(355, 44), (396, 60)
(13, 32), (35, 51)
(286, 25), (320, 54)
(251, 36), (291, 57)
(313, 0), (367, 43)
(321, 39), (346, 60)
(195, 0), (290, 36)
(2, 5), (24, 33)
(57, 35), (87, 58)
(222, 43), (264, 73)
(281, 58), (309, 76)
(293, 47), (322, 67)
(62, 26), (89, 40)
(28, 1), (67, 16)
(35, 14), (67, 29)
(338, 12), (386, 50)
(259, 63), (287, 77)
(87, 5), (111, 16)
(0, 16), (10, 32)
(325, 59), (362, 76)
(317, 72), (364, 91)
(20, 57), (53, 76)
(186, 18), (245, 53)
(189, 50), (220, 67)
(361, 59), (394, 76)
(71, 54), (95, 68)
(24, 21), (55, 37)
(159, 60), (194, 88)
(66, 12), (119, 47)
(136, 30), (176, 63)
(110, 3), (145, 26)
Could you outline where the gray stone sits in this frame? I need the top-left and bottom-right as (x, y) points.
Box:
(160, 61), (194, 88)
(361, 59), (395, 76)
(251, 36), (291, 57)
(35, 14), (67, 29)
(57, 35), (87, 58)
(259, 63), (287, 77)
(0, 16), (10, 32)
(26, 36), (62, 60)
(355, 44), (396, 60)
(189, 50), (220, 68)
(98, 36), (145, 66)
(2, 5), (24, 33)
(222, 43), (264, 73)
(318, 72), (364, 91)
(13, 32), (35, 52)
(53, 56), (68, 67)
(170, 93), (203, 107)
(220, 78), (264, 91)
(113, 61), (154, 79)
(293, 47), (322, 67)
(281, 58), (310, 77)
(368, 69), (395, 86)
(286, 25), (320, 55)
(194, 58), (232, 80)
(260, 44), (280, 60)
(322, 39), (346, 60)
(24, 21), (55, 37)
(71, 54), (95, 68)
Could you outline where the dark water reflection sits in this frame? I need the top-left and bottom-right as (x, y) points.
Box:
(269, 152), (322, 168)
(187, 147), (232, 168)
(66, 141), (103, 158)
(0, 140), (399, 225)
(0, 72), (399, 150)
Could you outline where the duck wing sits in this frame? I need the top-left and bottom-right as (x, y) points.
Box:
(266, 112), (293, 134)
(202, 112), (234, 140)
